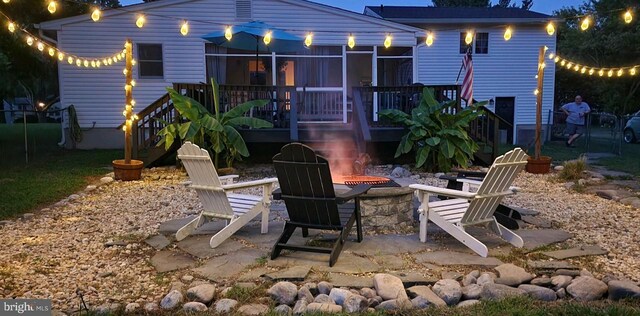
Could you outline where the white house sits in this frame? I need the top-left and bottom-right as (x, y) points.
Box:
(39, 0), (556, 149)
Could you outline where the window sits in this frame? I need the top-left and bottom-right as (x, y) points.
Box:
(137, 44), (163, 78)
(459, 32), (489, 54)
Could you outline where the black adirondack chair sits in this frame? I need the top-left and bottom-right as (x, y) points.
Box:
(271, 143), (371, 266)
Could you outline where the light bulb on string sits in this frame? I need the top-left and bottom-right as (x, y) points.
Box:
(67, 56), (73, 64)
(574, 65), (580, 71)
(548, 53), (555, 60)
(92, 9), (101, 22)
(598, 69), (604, 76)
(546, 22), (555, 36)
(8, 22), (15, 33)
(384, 35), (392, 48)
(304, 33), (312, 47)
(2, 0), (10, 3)
(48, 48), (55, 57)
(48, 1), (57, 14)
(225, 26), (233, 41)
(91, 60), (96, 67)
(26, 36), (34, 46)
(180, 21), (189, 36)
(581, 67), (586, 74)
(554, 57), (560, 63)
(465, 31), (473, 45)
(566, 62), (572, 69)
(503, 27), (512, 41)
(136, 15), (145, 28)
(347, 35), (355, 49)
(617, 69), (624, 76)
(624, 10), (633, 24)
(131, 80), (136, 87)
(426, 33), (434, 46)
(37, 42), (44, 51)
(57, 52), (64, 61)
(631, 68), (637, 76)
(76, 59), (82, 67)
(263, 31), (272, 45)
(589, 69), (595, 75)
(132, 59), (136, 65)
(83, 60), (89, 67)
(560, 60), (566, 66)
(581, 16), (591, 31)
(607, 69), (613, 77)
(96, 61), (101, 67)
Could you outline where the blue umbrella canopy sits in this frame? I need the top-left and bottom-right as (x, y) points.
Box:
(202, 21), (305, 53)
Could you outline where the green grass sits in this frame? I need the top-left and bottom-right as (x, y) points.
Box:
(0, 123), (121, 219)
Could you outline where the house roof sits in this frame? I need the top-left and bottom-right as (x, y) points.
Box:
(364, 6), (555, 24)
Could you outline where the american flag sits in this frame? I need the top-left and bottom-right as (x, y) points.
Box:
(461, 48), (473, 105)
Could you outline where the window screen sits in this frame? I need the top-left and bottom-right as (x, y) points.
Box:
(475, 33), (489, 54)
(138, 44), (164, 78)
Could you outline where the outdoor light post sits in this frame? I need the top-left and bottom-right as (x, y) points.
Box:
(526, 46), (552, 174)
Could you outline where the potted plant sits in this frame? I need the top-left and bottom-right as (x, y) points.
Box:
(113, 39), (144, 181)
(526, 46), (552, 174)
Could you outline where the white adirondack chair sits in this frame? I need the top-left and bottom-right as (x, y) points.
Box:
(176, 142), (278, 248)
(410, 148), (529, 257)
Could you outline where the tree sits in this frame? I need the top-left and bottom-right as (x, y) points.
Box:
(521, 0), (533, 9)
(494, 0), (534, 9)
(554, 0), (640, 115)
(432, 0), (490, 7)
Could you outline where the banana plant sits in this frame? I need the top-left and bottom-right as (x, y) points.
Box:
(379, 87), (485, 172)
(157, 78), (273, 168)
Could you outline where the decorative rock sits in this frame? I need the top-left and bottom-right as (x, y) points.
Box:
(360, 288), (376, 299)
(214, 299), (238, 314)
(0, 220), (10, 227)
(100, 176), (114, 184)
(411, 296), (430, 309)
(314, 294), (335, 304)
(144, 303), (159, 312)
(554, 269), (581, 277)
(407, 286), (447, 307)
(432, 279), (462, 306)
(237, 304), (269, 316)
(318, 281), (333, 295)
(95, 303), (120, 315)
(551, 275), (573, 290)
(85, 185), (97, 192)
(518, 284), (557, 301)
(556, 288), (566, 299)
(566, 276), (608, 302)
(160, 290), (183, 310)
(186, 284), (216, 304)
(494, 263), (534, 286)
(342, 294), (368, 313)
(274, 304), (293, 315)
(375, 298), (412, 311)
(391, 167), (412, 178)
(580, 269), (594, 278)
(367, 297), (381, 308)
(457, 300), (481, 308)
(303, 283), (319, 296)
(462, 284), (482, 300)
(306, 303), (342, 313)
(442, 271), (463, 281)
(124, 303), (139, 313)
(480, 284), (526, 300)
(292, 300), (308, 315)
(329, 288), (352, 305)
(268, 281), (298, 305)
(21, 213), (35, 221)
(373, 273), (409, 300)
(602, 275), (618, 284)
(607, 280), (640, 300)
(462, 275), (477, 287)
(477, 273), (496, 286)
(531, 277), (553, 287)
(183, 302), (208, 312)
(297, 286), (314, 304)
(554, 165), (564, 171)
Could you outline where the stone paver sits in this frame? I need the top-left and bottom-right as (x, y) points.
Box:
(328, 273), (374, 288)
(517, 229), (573, 250)
(375, 255), (406, 270)
(344, 234), (438, 255)
(236, 267), (272, 282)
(150, 251), (197, 273)
(263, 266), (311, 281)
(269, 252), (381, 274)
(527, 260), (578, 270)
(543, 245), (608, 260)
(145, 235), (171, 250)
(414, 251), (503, 268)
(177, 235), (245, 259)
(521, 216), (552, 228)
(192, 249), (266, 280)
(158, 216), (225, 235)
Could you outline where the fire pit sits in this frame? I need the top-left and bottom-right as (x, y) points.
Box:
(333, 175), (401, 188)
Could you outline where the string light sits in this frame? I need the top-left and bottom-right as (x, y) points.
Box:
(548, 53), (555, 60)
(91, 9), (101, 22)
(347, 34), (355, 49)
(589, 69), (595, 75)
(48, 47), (55, 56)
(598, 69), (604, 76)
(37, 42), (44, 51)
(560, 60), (566, 66)
(624, 10), (633, 24)
(581, 16), (591, 31)
(465, 31), (473, 45)
(631, 67), (637, 76)
(67, 57), (73, 64)
(136, 15), (145, 28)
(607, 69), (613, 77)
(263, 31), (272, 45)
(503, 27), (512, 41)
(581, 66), (586, 74)
(47, 1), (57, 14)
(384, 35), (392, 48)
(546, 22), (555, 36)
(304, 33), (312, 47)
(57, 52), (64, 61)
(26, 36), (34, 46)
(180, 21), (189, 36)
(617, 69), (623, 76)
(426, 33), (434, 46)
(225, 26), (232, 41)
(2, 0), (9, 3)
(7, 21), (15, 33)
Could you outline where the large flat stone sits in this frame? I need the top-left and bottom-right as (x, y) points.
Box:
(521, 216), (552, 228)
(376, 255), (406, 270)
(269, 252), (381, 274)
(542, 245), (608, 260)
(508, 205), (539, 216)
(150, 250), (197, 273)
(527, 260), (578, 270)
(414, 251), (503, 268)
(344, 234), (439, 255)
(237, 267), (271, 282)
(177, 235), (245, 259)
(192, 249), (266, 280)
(328, 273), (374, 288)
(158, 217), (225, 235)
(145, 235), (171, 250)
(263, 266), (311, 281)
(518, 229), (573, 250)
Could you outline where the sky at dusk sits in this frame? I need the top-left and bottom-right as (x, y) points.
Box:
(120, 0), (587, 15)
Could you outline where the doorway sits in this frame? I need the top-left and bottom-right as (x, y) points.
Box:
(494, 97), (515, 144)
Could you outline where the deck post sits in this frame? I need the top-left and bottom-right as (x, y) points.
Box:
(342, 45), (348, 123)
(290, 89), (298, 141)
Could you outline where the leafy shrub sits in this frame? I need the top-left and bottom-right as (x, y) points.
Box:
(379, 87), (483, 172)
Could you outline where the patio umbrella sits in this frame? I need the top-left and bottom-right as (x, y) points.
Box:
(202, 21), (305, 77)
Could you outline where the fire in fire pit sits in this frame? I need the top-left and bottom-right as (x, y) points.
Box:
(333, 175), (401, 188)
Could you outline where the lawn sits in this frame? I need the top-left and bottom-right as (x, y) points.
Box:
(0, 123), (121, 219)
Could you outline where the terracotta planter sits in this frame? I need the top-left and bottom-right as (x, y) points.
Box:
(112, 159), (144, 181)
(526, 156), (552, 174)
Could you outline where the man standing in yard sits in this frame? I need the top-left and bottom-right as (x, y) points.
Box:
(561, 95), (590, 147)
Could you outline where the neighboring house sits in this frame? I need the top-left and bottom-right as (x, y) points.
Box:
(365, 6), (557, 144)
(39, 0), (556, 149)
